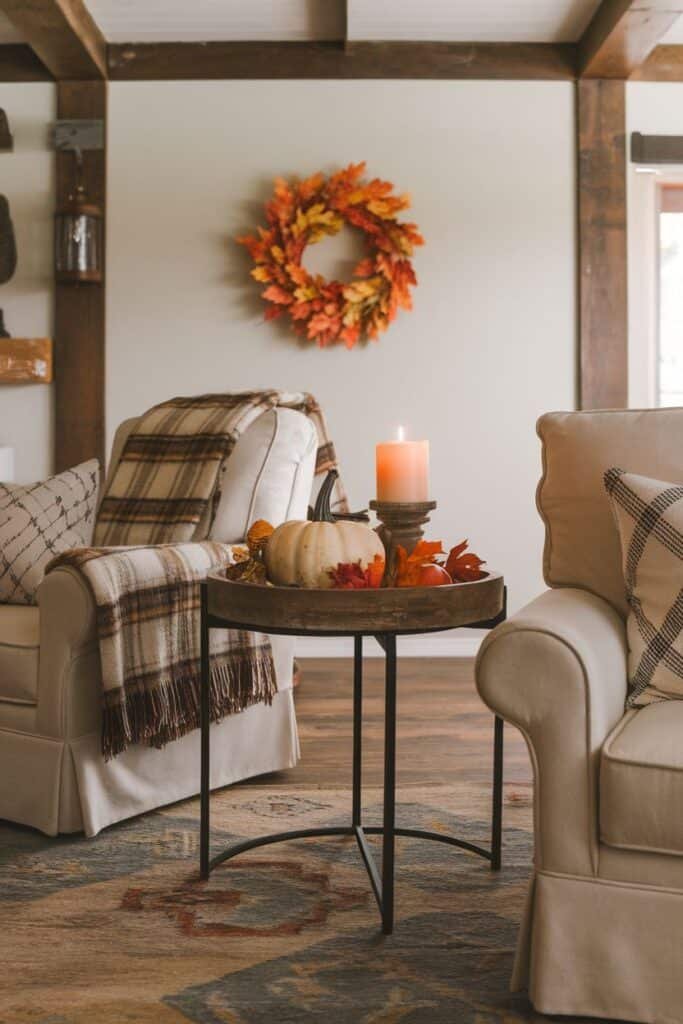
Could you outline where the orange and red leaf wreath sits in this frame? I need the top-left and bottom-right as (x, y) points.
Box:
(236, 162), (424, 349)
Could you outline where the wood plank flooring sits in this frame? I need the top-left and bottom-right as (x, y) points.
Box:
(253, 657), (532, 796)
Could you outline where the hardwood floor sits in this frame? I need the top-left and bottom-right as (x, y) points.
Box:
(258, 657), (532, 796)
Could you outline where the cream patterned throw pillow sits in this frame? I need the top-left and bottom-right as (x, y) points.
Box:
(604, 468), (683, 706)
(0, 460), (100, 604)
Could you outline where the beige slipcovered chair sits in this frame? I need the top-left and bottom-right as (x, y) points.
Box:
(476, 408), (683, 1024)
(0, 407), (317, 837)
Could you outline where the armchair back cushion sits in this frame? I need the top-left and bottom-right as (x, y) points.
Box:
(106, 407), (317, 541)
(537, 408), (683, 618)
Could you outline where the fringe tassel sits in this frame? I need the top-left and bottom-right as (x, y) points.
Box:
(102, 650), (277, 761)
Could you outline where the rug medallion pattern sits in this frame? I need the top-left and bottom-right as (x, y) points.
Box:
(0, 785), (601, 1023)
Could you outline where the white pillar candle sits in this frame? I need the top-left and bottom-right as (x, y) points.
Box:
(376, 427), (429, 503)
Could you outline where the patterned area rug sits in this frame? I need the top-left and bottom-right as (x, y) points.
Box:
(0, 783), (597, 1023)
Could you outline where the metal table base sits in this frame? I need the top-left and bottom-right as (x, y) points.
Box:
(199, 591), (505, 936)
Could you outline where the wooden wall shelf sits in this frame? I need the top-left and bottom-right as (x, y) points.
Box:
(0, 337), (53, 384)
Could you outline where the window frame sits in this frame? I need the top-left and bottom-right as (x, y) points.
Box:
(656, 182), (683, 407)
(628, 167), (683, 408)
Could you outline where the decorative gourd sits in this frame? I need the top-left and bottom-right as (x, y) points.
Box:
(265, 471), (385, 588)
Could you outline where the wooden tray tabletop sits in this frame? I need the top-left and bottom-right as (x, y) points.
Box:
(205, 570), (504, 637)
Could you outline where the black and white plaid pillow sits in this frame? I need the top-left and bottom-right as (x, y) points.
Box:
(0, 460), (100, 604)
(604, 467), (683, 706)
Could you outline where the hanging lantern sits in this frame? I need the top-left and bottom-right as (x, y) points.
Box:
(55, 150), (103, 284)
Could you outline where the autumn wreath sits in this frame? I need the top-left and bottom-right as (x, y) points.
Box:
(237, 162), (424, 349)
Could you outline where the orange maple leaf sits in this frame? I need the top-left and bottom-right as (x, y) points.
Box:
(262, 284), (293, 305)
(353, 257), (375, 278)
(395, 540), (445, 588)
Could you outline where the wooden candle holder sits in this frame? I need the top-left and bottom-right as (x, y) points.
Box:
(369, 499), (437, 567)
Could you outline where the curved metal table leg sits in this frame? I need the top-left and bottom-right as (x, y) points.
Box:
(198, 607), (501, 932)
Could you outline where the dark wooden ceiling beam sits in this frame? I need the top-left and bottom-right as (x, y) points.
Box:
(578, 0), (683, 78)
(107, 40), (577, 81)
(0, 42), (51, 80)
(632, 42), (683, 77)
(0, 0), (106, 79)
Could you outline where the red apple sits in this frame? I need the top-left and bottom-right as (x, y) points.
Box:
(417, 563), (452, 587)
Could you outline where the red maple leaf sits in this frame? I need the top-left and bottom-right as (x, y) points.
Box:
(444, 540), (486, 582)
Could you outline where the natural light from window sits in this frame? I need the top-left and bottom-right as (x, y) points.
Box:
(659, 186), (683, 407)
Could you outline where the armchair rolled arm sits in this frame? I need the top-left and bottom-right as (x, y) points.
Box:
(37, 567), (100, 739)
(476, 587), (628, 876)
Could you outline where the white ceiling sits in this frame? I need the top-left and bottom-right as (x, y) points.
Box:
(86, 0), (345, 43)
(0, 0), (680, 48)
(85, 0), (605, 45)
(662, 16), (683, 44)
(347, 0), (602, 43)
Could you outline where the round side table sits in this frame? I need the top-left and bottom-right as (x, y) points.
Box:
(199, 571), (506, 935)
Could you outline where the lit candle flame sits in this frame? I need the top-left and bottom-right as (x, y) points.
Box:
(397, 425), (405, 442)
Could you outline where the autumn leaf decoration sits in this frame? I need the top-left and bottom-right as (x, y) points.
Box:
(394, 540), (444, 587)
(236, 162), (424, 349)
(387, 539), (486, 587)
(328, 554), (385, 590)
(445, 540), (486, 583)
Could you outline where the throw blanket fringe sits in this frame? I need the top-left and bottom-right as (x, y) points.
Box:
(102, 645), (276, 760)
(48, 542), (276, 760)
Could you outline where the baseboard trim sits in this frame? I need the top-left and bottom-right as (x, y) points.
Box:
(295, 633), (483, 658)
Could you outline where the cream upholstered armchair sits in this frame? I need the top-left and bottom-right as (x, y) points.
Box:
(476, 408), (683, 1024)
(0, 407), (317, 837)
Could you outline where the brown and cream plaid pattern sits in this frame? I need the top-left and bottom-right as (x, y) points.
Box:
(95, 390), (347, 545)
(48, 391), (345, 759)
(0, 460), (99, 605)
(605, 467), (683, 706)
(48, 542), (275, 760)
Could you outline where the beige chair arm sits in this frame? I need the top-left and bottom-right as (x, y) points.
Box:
(35, 552), (294, 740)
(36, 567), (100, 739)
(476, 587), (628, 877)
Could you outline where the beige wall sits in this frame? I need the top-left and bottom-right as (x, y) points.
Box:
(0, 83), (55, 482)
(107, 80), (577, 613)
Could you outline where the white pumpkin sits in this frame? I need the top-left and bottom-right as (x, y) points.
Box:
(264, 469), (385, 588)
(265, 518), (385, 588)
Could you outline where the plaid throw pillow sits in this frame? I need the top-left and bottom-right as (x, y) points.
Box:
(0, 460), (100, 605)
(604, 468), (683, 706)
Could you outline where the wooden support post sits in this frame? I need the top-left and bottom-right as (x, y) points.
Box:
(577, 79), (628, 410)
(54, 80), (106, 471)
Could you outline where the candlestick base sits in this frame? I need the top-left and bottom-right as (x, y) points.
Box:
(370, 500), (437, 569)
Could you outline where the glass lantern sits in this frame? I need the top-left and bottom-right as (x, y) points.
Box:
(55, 187), (103, 284)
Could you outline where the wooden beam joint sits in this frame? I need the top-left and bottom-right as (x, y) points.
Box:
(0, 0), (106, 79)
(579, 0), (683, 78)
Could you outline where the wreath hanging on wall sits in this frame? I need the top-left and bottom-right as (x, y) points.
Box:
(237, 162), (424, 349)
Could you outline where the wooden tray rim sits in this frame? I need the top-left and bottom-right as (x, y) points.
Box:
(207, 568), (502, 600)
(208, 569), (501, 593)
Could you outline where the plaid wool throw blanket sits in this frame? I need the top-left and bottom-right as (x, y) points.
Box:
(95, 390), (347, 545)
(48, 542), (274, 759)
(48, 391), (345, 759)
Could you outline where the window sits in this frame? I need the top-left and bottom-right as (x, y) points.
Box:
(659, 185), (683, 407)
